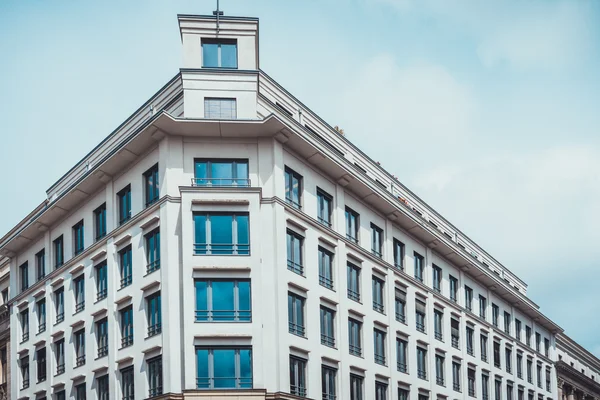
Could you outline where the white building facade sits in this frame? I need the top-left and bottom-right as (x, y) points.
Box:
(0, 13), (566, 400)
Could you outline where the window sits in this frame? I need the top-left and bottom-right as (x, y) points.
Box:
(75, 328), (86, 367)
(96, 318), (108, 358)
(20, 309), (29, 342)
(318, 247), (334, 289)
(350, 374), (363, 400)
(482, 374), (489, 400)
(494, 379), (502, 400)
(96, 262), (107, 301)
(76, 383), (86, 400)
(493, 341), (501, 368)
(507, 383), (514, 400)
(537, 363), (542, 388)
(345, 207), (359, 243)
(481, 334), (488, 362)
(414, 252), (424, 282)
(1, 288), (6, 304)
(398, 388), (409, 400)
(348, 318), (362, 356)
(121, 366), (135, 400)
(148, 355), (163, 397)
(94, 203), (107, 241)
(144, 164), (159, 207)
(518, 389), (524, 400)
(53, 235), (64, 268)
(286, 230), (304, 275)
(451, 319), (460, 349)
(435, 354), (445, 385)
(194, 212), (249, 255)
(415, 300), (426, 333)
(73, 220), (85, 255)
(56, 391), (66, 400)
(504, 311), (511, 334)
(74, 275), (85, 313)
(449, 275), (458, 302)
(464, 286), (473, 311)
(468, 369), (476, 397)
(317, 188), (333, 226)
(320, 306), (335, 347)
(34, 299), (46, 337)
(417, 347), (428, 380)
(395, 289), (406, 324)
(36, 347), (46, 383)
(20, 356), (29, 389)
(118, 185), (132, 225)
(196, 347), (252, 389)
(371, 223), (383, 257)
(397, 338), (407, 373)
(194, 159), (248, 186)
(515, 319), (521, 341)
(119, 245), (133, 288)
(466, 326), (474, 355)
(284, 167), (302, 209)
(288, 292), (305, 337)
(290, 356), (307, 397)
(147, 292), (162, 337)
(393, 239), (405, 270)
(145, 229), (161, 273)
(36, 249), (45, 281)
(545, 368), (551, 391)
(492, 304), (499, 327)
(204, 98), (237, 119)
(195, 279), (251, 322)
(432, 265), (442, 293)
(544, 338), (550, 357)
(120, 305), (134, 348)
(506, 347), (512, 372)
(374, 328), (386, 365)
(202, 38), (237, 68)
(535, 333), (541, 352)
(97, 375), (109, 400)
(55, 339), (65, 375)
(434, 310), (443, 341)
(526, 326), (532, 346)
(372, 276), (385, 313)
(347, 263), (361, 302)
(479, 295), (487, 319)
(452, 361), (461, 392)
(517, 353), (523, 378)
(19, 262), (28, 292)
(527, 359), (533, 383)
(375, 382), (387, 400)
(322, 366), (337, 400)
(55, 287), (64, 323)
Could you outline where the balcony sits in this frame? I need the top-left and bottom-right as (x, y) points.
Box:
(319, 275), (333, 290)
(397, 362), (407, 373)
(436, 377), (445, 386)
(435, 331), (443, 341)
(373, 301), (384, 314)
(289, 322), (305, 337)
(416, 322), (425, 333)
(374, 354), (386, 365)
(148, 323), (162, 337)
(349, 344), (362, 357)
(191, 178), (251, 187)
(321, 334), (335, 348)
(451, 335), (460, 349)
(418, 369), (427, 380)
(396, 312), (406, 324)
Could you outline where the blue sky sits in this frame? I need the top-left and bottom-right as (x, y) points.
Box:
(1, 0), (599, 354)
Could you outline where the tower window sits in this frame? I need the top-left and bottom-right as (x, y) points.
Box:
(202, 38), (238, 68)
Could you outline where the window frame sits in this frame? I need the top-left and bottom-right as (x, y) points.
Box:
(94, 203), (107, 241)
(193, 212), (250, 255)
(117, 184), (132, 225)
(193, 158), (249, 187)
(195, 346), (253, 389)
(288, 292), (306, 337)
(318, 246), (334, 290)
(203, 98), (238, 119)
(146, 292), (162, 337)
(370, 223), (383, 258)
(284, 167), (303, 209)
(143, 163), (160, 207)
(317, 188), (333, 227)
(72, 220), (85, 256)
(194, 279), (252, 322)
(201, 38), (238, 69)
(345, 207), (359, 243)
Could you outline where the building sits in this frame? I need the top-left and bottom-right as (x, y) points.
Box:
(0, 257), (9, 400)
(556, 334), (600, 400)
(0, 12), (574, 400)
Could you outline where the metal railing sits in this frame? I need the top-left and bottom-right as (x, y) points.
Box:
(374, 354), (386, 365)
(195, 310), (251, 322)
(38, 322), (46, 334)
(317, 216), (332, 227)
(467, 346), (474, 356)
(21, 332), (29, 342)
(146, 260), (161, 274)
(418, 369), (427, 380)
(397, 362), (407, 373)
(319, 275), (333, 289)
(121, 335), (133, 348)
(468, 387), (476, 397)
(149, 386), (163, 398)
(452, 336), (460, 349)
(396, 312), (406, 324)
(75, 301), (85, 313)
(287, 260), (304, 275)
(148, 323), (162, 337)
(349, 344), (362, 357)
(56, 312), (64, 324)
(453, 383), (461, 392)
(192, 178), (251, 187)
(436, 377), (445, 386)
(482, 354), (488, 362)
(120, 275), (132, 288)
(289, 322), (305, 337)
(97, 344), (108, 358)
(97, 289), (107, 301)
(416, 322), (425, 333)
(56, 363), (65, 375)
(291, 385), (307, 397)
(285, 196), (302, 210)
(373, 301), (384, 313)
(196, 377), (253, 389)
(322, 391), (336, 400)
(321, 334), (335, 348)
(194, 243), (250, 255)
(435, 331), (443, 341)
(371, 249), (382, 258)
(346, 233), (358, 244)
(347, 288), (360, 302)
(76, 355), (86, 367)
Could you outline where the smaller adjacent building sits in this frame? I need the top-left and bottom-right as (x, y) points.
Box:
(557, 333), (600, 400)
(0, 256), (10, 400)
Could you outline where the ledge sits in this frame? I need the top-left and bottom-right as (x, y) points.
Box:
(115, 294), (132, 306)
(50, 277), (64, 287)
(142, 344), (162, 354)
(32, 288), (46, 299)
(116, 355), (133, 365)
(51, 329), (64, 338)
(140, 280), (160, 292)
(70, 264), (84, 275)
(33, 338), (46, 347)
(70, 319), (84, 329)
(91, 307), (108, 318)
(17, 347), (29, 355)
(90, 249), (107, 261)
(33, 389), (46, 396)
(92, 365), (108, 374)
(114, 233), (132, 247)
(140, 215), (160, 230)
(192, 199), (250, 206)
(17, 299), (29, 309)
(51, 381), (65, 388)
(70, 373), (85, 381)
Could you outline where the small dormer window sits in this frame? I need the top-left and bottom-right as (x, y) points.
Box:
(202, 38), (237, 69)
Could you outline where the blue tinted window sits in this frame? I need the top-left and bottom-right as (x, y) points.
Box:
(119, 246), (132, 288)
(202, 42), (219, 67)
(202, 39), (237, 68)
(94, 204), (107, 240)
(195, 279), (251, 322)
(118, 185), (131, 224)
(144, 164), (159, 206)
(96, 262), (108, 300)
(196, 347), (252, 389)
(73, 221), (84, 255)
(194, 213), (249, 255)
(221, 43), (237, 68)
(146, 230), (161, 273)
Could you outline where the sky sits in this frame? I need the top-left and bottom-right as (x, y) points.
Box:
(1, 0), (599, 355)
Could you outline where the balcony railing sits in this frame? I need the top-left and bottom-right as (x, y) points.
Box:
(416, 322), (425, 333)
(75, 301), (85, 313)
(22, 379), (29, 389)
(56, 363), (65, 375)
(195, 310), (251, 322)
(451, 336), (460, 349)
(397, 362), (407, 373)
(436, 377), (445, 386)
(319, 275), (333, 289)
(21, 332), (29, 342)
(291, 385), (307, 397)
(321, 334), (335, 348)
(97, 344), (108, 358)
(289, 322), (305, 337)
(121, 275), (132, 288)
(287, 260), (304, 275)
(121, 335), (133, 348)
(373, 301), (384, 313)
(191, 178), (251, 187)
(196, 376), (253, 389)
(396, 312), (406, 324)
(347, 288), (360, 302)
(468, 387), (476, 397)
(76, 355), (86, 367)
(194, 243), (249, 256)
(482, 354), (488, 362)
(453, 383), (461, 392)
(38, 322), (46, 333)
(322, 392), (336, 400)
(97, 288), (107, 301)
(435, 331), (443, 341)
(418, 369), (427, 380)
(149, 386), (163, 398)
(148, 323), (162, 337)
(56, 312), (64, 324)
(349, 344), (362, 357)
(374, 354), (386, 365)
(146, 260), (161, 274)
(467, 346), (474, 356)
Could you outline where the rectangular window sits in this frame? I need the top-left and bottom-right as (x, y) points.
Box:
(492, 304), (499, 327)
(76, 383), (86, 400)
(479, 295), (487, 319)
(451, 319), (460, 349)
(371, 223), (383, 257)
(393, 239), (405, 270)
(414, 252), (424, 282)
(146, 229), (161, 273)
(96, 262), (108, 301)
(195, 279), (251, 322)
(348, 318), (362, 357)
(318, 247), (334, 289)
(350, 374), (363, 400)
(395, 289), (406, 324)
(284, 167), (303, 209)
(204, 98), (237, 119)
(504, 312), (511, 334)
(288, 292), (305, 337)
(20, 356), (29, 389)
(527, 359), (533, 383)
(399, 388), (409, 400)
(286, 230), (303, 275)
(120, 305), (134, 348)
(435, 354), (445, 386)
(202, 38), (238, 68)
(546, 368), (551, 391)
(397, 338), (407, 373)
(322, 365), (337, 400)
(506, 347), (512, 373)
(148, 355), (163, 397)
(194, 159), (248, 186)
(515, 319), (522, 341)
(144, 163), (160, 207)
(375, 382), (387, 400)
(75, 328), (86, 367)
(36, 347), (46, 383)
(73, 220), (85, 255)
(544, 338), (550, 357)
(464, 286), (473, 311)
(493, 341), (501, 368)
(507, 383), (513, 400)
(432, 264), (442, 293)
(468, 369), (476, 397)
(535, 332), (541, 352)
(147, 292), (162, 337)
(347, 263), (361, 302)
(482, 374), (489, 400)
(36, 249), (45, 281)
(517, 353), (523, 378)
(372, 276), (385, 313)
(121, 366), (135, 400)
(495, 379), (502, 400)
(537, 363), (542, 388)
(287, 358), (308, 400)
(55, 339), (65, 375)
(74, 275), (85, 313)
(345, 207), (359, 243)
(481, 334), (488, 362)
(417, 347), (428, 380)
(317, 188), (333, 227)
(434, 310), (443, 341)
(449, 275), (458, 302)
(193, 212), (249, 255)
(320, 306), (335, 347)
(119, 245), (133, 288)
(452, 361), (461, 392)
(416, 300), (426, 333)
(118, 184), (132, 225)
(374, 328), (386, 365)
(97, 375), (109, 400)
(20, 262), (28, 292)
(56, 391), (66, 400)
(53, 235), (64, 268)
(96, 318), (108, 358)
(55, 287), (64, 324)
(94, 203), (107, 241)
(36, 298), (46, 333)
(466, 326), (474, 356)
(526, 326), (532, 347)
(196, 347), (252, 389)
(20, 309), (29, 342)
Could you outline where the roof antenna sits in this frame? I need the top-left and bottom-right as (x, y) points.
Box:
(213, 0), (223, 36)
